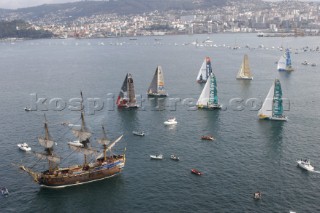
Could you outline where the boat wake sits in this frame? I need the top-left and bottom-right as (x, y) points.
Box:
(310, 170), (320, 174)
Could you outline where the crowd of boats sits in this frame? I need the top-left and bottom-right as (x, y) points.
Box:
(114, 48), (293, 121)
(14, 42), (317, 211)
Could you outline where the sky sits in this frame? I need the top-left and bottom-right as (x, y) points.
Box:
(0, 0), (319, 10)
(0, 0), (79, 9)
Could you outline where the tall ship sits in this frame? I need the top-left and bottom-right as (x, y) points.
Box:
(147, 66), (168, 97)
(116, 73), (138, 108)
(277, 48), (294, 72)
(258, 79), (287, 121)
(196, 73), (221, 109)
(20, 93), (126, 188)
(196, 57), (213, 83)
(236, 54), (253, 80)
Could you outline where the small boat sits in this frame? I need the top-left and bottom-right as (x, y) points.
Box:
(258, 79), (287, 121)
(253, 191), (262, 200)
(147, 66), (168, 97)
(277, 48), (294, 72)
(24, 107), (31, 111)
(301, 61), (308, 65)
(150, 154), (163, 160)
(196, 73), (221, 109)
(170, 154), (179, 161)
(201, 135), (215, 141)
(191, 169), (202, 176)
(297, 159), (314, 171)
(164, 117), (177, 125)
(67, 140), (84, 147)
(1, 187), (9, 196)
(311, 63), (316, 67)
(132, 131), (145, 136)
(17, 143), (31, 151)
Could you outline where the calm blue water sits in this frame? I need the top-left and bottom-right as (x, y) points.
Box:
(0, 34), (320, 212)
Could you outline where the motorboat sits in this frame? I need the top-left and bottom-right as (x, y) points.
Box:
(301, 60), (308, 65)
(164, 117), (177, 125)
(150, 154), (163, 160)
(24, 107), (31, 111)
(191, 169), (202, 176)
(132, 131), (145, 136)
(297, 159), (314, 171)
(170, 154), (179, 161)
(17, 143), (31, 151)
(1, 187), (9, 196)
(201, 135), (215, 141)
(311, 63), (316, 67)
(253, 191), (262, 200)
(67, 140), (84, 147)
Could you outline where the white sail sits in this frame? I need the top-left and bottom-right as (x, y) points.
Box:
(277, 55), (286, 71)
(258, 83), (274, 118)
(38, 137), (54, 148)
(196, 76), (211, 106)
(237, 54), (253, 79)
(157, 66), (167, 95)
(196, 59), (207, 81)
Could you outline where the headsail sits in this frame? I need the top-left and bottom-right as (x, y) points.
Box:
(258, 82), (274, 119)
(236, 54), (253, 80)
(147, 66), (168, 96)
(117, 73), (138, 108)
(196, 57), (212, 83)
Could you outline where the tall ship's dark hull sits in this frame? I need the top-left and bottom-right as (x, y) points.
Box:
(22, 156), (125, 188)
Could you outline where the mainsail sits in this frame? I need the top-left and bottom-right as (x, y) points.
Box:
(116, 73), (138, 108)
(196, 73), (220, 109)
(236, 54), (253, 80)
(147, 66), (168, 96)
(196, 57), (212, 83)
(258, 79), (286, 120)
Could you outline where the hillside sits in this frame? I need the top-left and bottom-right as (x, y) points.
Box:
(0, 0), (228, 22)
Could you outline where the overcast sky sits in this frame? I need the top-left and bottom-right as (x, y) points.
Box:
(0, 0), (79, 9)
(0, 0), (319, 10)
